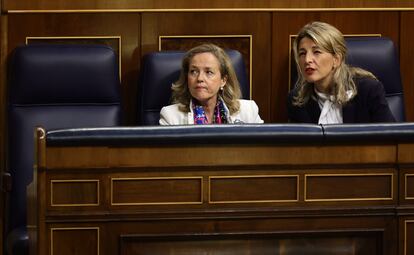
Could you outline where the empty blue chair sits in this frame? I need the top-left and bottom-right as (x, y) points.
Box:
(5, 44), (122, 255)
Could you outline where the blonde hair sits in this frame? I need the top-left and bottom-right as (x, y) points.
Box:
(171, 43), (242, 114)
(292, 21), (376, 106)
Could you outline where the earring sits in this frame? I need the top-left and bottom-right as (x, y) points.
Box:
(220, 86), (224, 91)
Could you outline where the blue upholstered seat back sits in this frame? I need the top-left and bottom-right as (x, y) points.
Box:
(345, 37), (405, 122)
(6, 44), (121, 255)
(138, 50), (249, 125)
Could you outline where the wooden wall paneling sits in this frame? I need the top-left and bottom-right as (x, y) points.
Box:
(401, 218), (414, 255)
(118, 229), (383, 255)
(141, 12), (272, 122)
(0, 12), (6, 254)
(32, 127), (406, 254)
(272, 11), (400, 122)
(400, 12), (414, 122)
(0, 13), (4, 168)
(41, 217), (393, 254)
(405, 173), (414, 201)
(7, 13), (141, 124)
(4, 0), (414, 11)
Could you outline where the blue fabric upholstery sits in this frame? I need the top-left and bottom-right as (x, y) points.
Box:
(138, 50), (250, 125)
(6, 44), (122, 255)
(345, 37), (405, 122)
(323, 123), (414, 143)
(44, 123), (414, 147)
(291, 37), (405, 122)
(45, 124), (324, 146)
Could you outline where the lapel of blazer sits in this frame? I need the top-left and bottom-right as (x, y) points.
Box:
(342, 101), (356, 123)
(307, 99), (321, 123)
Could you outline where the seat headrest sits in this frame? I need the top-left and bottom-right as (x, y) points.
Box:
(345, 37), (403, 94)
(9, 44), (120, 104)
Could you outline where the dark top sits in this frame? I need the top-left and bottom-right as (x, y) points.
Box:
(287, 77), (396, 123)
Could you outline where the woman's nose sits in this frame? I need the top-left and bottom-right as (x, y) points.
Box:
(305, 53), (313, 63)
(197, 72), (206, 81)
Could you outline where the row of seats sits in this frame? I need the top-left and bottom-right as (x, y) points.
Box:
(3, 37), (406, 255)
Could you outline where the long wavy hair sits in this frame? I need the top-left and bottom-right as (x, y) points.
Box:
(292, 21), (376, 106)
(171, 43), (242, 114)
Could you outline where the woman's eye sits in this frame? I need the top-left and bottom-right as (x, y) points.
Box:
(189, 70), (198, 75)
(298, 52), (305, 56)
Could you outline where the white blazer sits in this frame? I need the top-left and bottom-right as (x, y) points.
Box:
(159, 99), (264, 125)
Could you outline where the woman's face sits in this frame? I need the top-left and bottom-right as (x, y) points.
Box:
(187, 52), (227, 106)
(298, 37), (340, 93)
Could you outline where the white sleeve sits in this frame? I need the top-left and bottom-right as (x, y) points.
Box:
(159, 107), (171, 125)
(250, 100), (264, 123)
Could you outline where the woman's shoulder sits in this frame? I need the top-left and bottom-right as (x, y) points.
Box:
(234, 99), (263, 123)
(160, 103), (182, 112)
(354, 76), (382, 88)
(160, 103), (187, 117)
(354, 76), (385, 94)
(159, 103), (188, 125)
(236, 99), (260, 115)
(237, 99), (259, 108)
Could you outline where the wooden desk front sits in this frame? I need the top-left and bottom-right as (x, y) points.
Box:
(28, 128), (414, 255)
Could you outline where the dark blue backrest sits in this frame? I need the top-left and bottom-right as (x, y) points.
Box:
(138, 50), (250, 125)
(345, 37), (405, 122)
(6, 44), (122, 254)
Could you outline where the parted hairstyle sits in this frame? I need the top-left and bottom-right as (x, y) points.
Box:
(171, 43), (242, 114)
(292, 21), (377, 106)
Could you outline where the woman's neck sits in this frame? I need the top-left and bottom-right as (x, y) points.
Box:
(314, 82), (332, 95)
(314, 72), (334, 94)
(196, 97), (218, 124)
(203, 101), (216, 124)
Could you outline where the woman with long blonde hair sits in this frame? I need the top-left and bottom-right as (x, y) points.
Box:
(160, 43), (263, 125)
(287, 21), (395, 123)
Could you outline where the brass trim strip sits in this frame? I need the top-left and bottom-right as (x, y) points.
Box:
(27, 127), (45, 250)
(50, 227), (100, 255)
(405, 174), (414, 200)
(304, 173), (393, 202)
(208, 174), (299, 204)
(288, 34), (382, 91)
(7, 8), (414, 14)
(159, 34), (253, 99)
(50, 179), (100, 207)
(25, 36), (122, 81)
(405, 220), (414, 255)
(110, 176), (203, 206)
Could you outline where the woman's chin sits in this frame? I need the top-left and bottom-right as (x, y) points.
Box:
(192, 94), (217, 103)
(304, 76), (316, 83)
